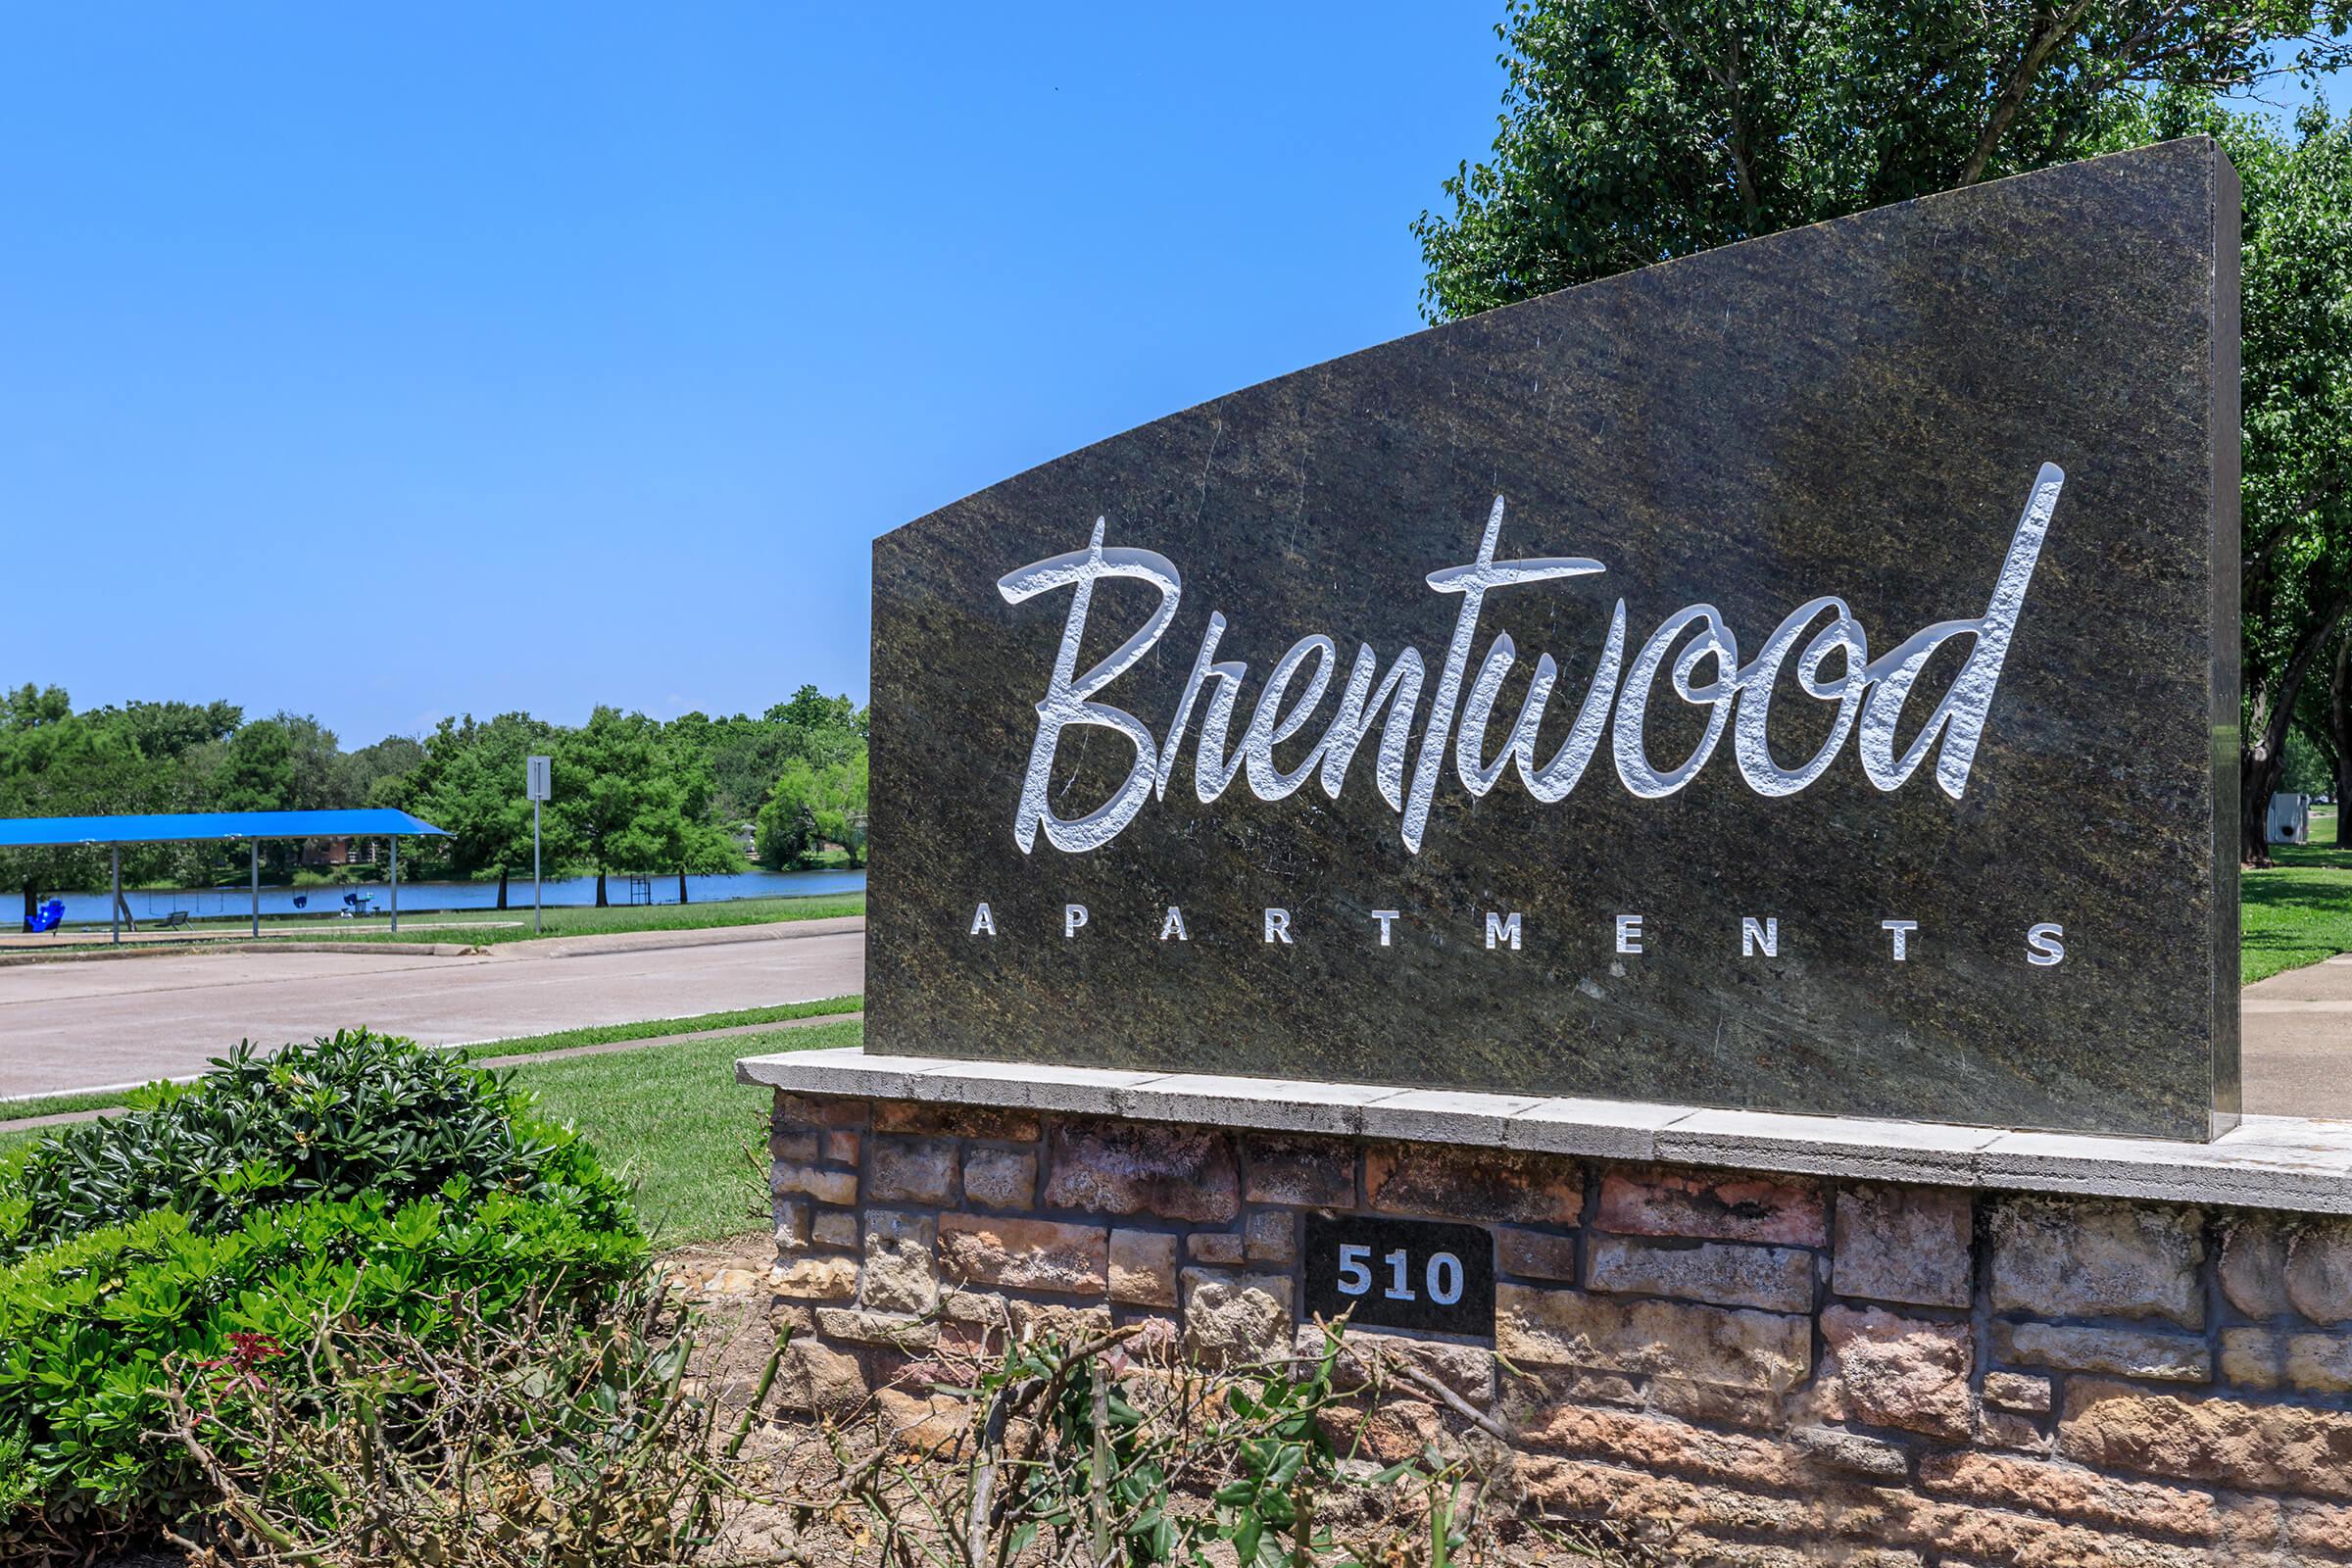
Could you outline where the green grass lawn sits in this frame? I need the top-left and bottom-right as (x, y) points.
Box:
(505, 1017), (861, 1248)
(2243, 804), (2352, 984)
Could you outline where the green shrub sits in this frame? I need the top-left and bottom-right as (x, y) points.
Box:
(0, 1028), (647, 1555)
(0, 1189), (646, 1553)
(0, 1028), (622, 1261)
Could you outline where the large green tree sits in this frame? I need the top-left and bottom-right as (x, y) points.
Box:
(2214, 102), (2352, 860)
(398, 713), (568, 908)
(0, 687), (167, 927)
(1415, 0), (2348, 317)
(2295, 621), (2352, 808)
(757, 746), (869, 869)
(555, 708), (735, 906)
(1417, 2), (2352, 863)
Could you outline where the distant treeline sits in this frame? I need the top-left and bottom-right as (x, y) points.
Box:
(0, 684), (867, 916)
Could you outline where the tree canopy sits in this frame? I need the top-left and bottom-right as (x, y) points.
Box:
(0, 685), (871, 923)
(1414, 0), (2351, 318)
(1416, 2), (2352, 861)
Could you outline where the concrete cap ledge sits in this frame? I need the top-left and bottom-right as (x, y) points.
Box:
(737, 1046), (2352, 1216)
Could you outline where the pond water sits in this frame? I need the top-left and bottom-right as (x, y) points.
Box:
(43, 867), (865, 925)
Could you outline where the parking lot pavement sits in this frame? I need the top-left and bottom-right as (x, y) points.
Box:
(0, 922), (864, 1100)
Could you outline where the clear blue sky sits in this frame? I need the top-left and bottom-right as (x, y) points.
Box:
(6, 13), (2341, 748)
(0, 5), (1506, 743)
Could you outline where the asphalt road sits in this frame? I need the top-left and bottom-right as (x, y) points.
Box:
(5, 916), (2344, 1122)
(0, 920), (864, 1100)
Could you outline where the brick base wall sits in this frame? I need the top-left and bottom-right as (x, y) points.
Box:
(763, 1089), (2352, 1565)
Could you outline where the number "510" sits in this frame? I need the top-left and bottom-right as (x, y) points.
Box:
(1335, 1243), (1465, 1305)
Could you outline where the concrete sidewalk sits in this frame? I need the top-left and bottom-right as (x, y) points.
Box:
(2244, 953), (2352, 1117)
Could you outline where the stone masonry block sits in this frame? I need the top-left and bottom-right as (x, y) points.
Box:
(1182, 1268), (1293, 1365)
(769, 1255), (858, 1301)
(873, 1102), (1042, 1141)
(1832, 1185), (1973, 1308)
(772, 1092), (867, 1130)
(1983, 1372), (2053, 1414)
(1497, 1228), (1579, 1282)
(813, 1210), (858, 1249)
(1241, 1133), (1353, 1206)
(2061, 1378), (2352, 1500)
(1365, 1143), (1580, 1225)
(2287, 1218), (2352, 1325)
(1047, 1121), (1239, 1222)
(1246, 1209), (1296, 1264)
(1991, 1322), (2210, 1383)
(1916, 1451), (2220, 1540)
(1586, 1235), (1814, 1314)
(1986, 1196), (2204, 1329)
(771, 1162), (858, 1206)
(2227, 1328), (2352, 1395)
(1495, 1283), (1808, 1393)
(2221, 1214), (2292, 1318)
(815, 1307), (940, 1351)
(1298, 1324), (1495, 1403)
(869, 1136), (957, 1205)
(1108, 1229), (1178, 1306)
(1815, 1305), (1973, 1441)
(1189, 1232), (1245, 1265)
(861, 1209), (938, 1315)
(1791, 1426), (1912, 1481)
(961, 1147), (1038, 1210)
(1502, 1398), (1812, 1487)
(774, 1337), (867, 1415)
(937, 1213), (1107, 1295)
(1594, 1168), (1826, 1247)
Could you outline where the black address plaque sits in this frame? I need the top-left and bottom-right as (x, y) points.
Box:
(1302, 1214), (1495, 1338)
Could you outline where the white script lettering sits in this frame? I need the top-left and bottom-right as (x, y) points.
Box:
(999, 467), (2063, 855)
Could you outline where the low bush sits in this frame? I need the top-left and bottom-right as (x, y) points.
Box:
(0, 1028), (618, 1260)
(156, 1297), (1647, 1567)
(162, 1280), (768, 1566)
(0, 1029), (646, 1559)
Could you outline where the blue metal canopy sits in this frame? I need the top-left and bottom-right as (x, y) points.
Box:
(0, 808), (448, 850)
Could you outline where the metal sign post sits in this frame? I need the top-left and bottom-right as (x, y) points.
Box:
(526, 755), (552, 935)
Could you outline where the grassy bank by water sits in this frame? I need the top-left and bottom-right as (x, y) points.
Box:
(27, 891), (861, 952)
(328, 892), (863, 946)
(2243, 805), (2352, 985)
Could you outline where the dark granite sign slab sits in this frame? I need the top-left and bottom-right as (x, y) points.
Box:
(867, 140), (2240, 1142)
(1303, 1215), (1495, 1338)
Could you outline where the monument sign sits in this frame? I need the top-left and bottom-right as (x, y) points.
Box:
(865, 139), (2240, 1141)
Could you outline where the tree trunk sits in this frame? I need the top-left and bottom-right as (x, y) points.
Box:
(496, 866), (509, 910)
(2332, 636), (2352, 847)
(2244, 602), (2352, 864)
(678, 869), (690, 905)
(596, 869), (608, 907)
(21, 882), (34, 934)
(2243, 746), (2287, 868)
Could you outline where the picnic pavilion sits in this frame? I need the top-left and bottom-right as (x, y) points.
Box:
(0, 808), (449, 943)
